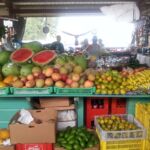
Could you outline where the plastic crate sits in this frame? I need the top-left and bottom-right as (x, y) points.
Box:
(10, 87), (53, 95)
(15, 144), (53, 150)
(54, 87), (95, 95)
(135, 103), (150, 144)
(99, 138), (144, 150)
(0, 87), (10, 95)
(85, 98), (109, 128)
(111, 98), (126, 114)
(95, 114), (146, 141)
(144, 139), (150, 150)
(135, 103), (150, 150)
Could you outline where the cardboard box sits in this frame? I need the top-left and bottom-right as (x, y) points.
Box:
(39, 98), (71, 108)
(9, 109), (57, 144)
(57, 120), (76, 131)
(0, 146), (14, 150)
(50, 104), (75, 111)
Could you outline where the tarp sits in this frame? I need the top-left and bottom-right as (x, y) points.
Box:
(100, 2), (140, 22)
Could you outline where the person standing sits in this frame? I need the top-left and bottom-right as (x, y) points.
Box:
(87, 36), (100, 57)
(81, 38), (89, 51)
(50, 35), (65, 54)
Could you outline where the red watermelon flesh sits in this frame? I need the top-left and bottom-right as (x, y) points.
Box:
(32, 50), (56, 65)
(11, 48), (33, 63)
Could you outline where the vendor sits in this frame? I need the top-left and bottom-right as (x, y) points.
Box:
(87, 36), (101, 58)
(50, 35), (65, 54)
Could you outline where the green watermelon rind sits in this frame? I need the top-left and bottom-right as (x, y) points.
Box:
(10, 48), (33, 63)
(32, 50), (57, 66)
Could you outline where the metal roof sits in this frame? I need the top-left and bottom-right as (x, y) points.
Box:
(0, 0), (149, 17)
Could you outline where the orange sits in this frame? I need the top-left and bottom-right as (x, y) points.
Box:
(0, 129), (10, 140)
(3, 75), (14, 85)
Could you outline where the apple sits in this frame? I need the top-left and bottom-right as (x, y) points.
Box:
(72, 73), (80, 82)
(66, 78), (73, 85)
(51, 73), (61, 81)
(61, 74), (68, 82)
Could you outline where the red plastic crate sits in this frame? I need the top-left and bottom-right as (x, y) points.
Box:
(85, 98), (109, 128)
(111, 98), (126, 114)
(15, 144), (53, 150)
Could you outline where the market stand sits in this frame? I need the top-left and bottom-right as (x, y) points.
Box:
(0, 0), (150, 150)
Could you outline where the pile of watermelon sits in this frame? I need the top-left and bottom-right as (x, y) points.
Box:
(1, 41), (57, 77)
(0, 41), (91, 90)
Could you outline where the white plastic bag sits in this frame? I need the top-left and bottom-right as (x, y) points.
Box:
(18, 109), (34, 124)
(57, 110), (76, 121)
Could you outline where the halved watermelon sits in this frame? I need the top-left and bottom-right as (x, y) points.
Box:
(10, 48), (33, 63)
(32, 50), (56, 66)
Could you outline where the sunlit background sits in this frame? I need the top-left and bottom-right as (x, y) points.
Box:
(57, 15), (135, 48)
(23, 15), (135, 48)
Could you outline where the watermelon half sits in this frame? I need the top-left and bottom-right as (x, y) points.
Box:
(10, 48), (33, 63)
(32, 50), (56, 66)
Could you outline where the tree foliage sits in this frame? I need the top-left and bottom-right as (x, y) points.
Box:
(23, 17), (58, 42)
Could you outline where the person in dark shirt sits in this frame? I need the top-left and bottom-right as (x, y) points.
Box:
(87, 36), (100, 57)
(50, 35), (65, 54)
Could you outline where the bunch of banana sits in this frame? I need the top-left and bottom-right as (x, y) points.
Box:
(126, 69), (150, 91)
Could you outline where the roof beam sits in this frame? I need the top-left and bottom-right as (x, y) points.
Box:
(14, 8), (101, 14)
(13, 0), (137, 5)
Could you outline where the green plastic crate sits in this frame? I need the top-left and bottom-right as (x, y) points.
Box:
(54, 87), (95, 95)
(0, 98), (32, 128)
(127, 98), (150, 116)
(0, 87), (10, 95)
(10, 87), (53, 95)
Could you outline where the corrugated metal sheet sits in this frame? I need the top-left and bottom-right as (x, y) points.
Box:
(0, 0), (150, 17)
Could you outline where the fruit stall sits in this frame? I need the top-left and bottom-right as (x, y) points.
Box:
(0, 0), (150, 150)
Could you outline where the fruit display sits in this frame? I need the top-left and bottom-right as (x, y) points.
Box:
(97, 115), (138, 131)
(126, 69), (150, 92)
(56, 127), (99, 150)
(0, 41), (149, 95)
(10, 64), (94, 89)
(0, 129), (10, 145)
(95, 114), (145, 141)
(95, 70), (127, 95)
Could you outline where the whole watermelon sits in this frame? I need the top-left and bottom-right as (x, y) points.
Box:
(2, 62), (20, 77)
(22, 41), (43, 53)
(0, 51), (11, 65)
(20, 64), (34, 76)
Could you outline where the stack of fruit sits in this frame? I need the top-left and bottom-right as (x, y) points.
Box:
(97, 115), (138, 131)
(56, 127), (99, 150)
(9, 65), (95, 88)
(126, 69), (150, 93)
(95, 70), (127, 95)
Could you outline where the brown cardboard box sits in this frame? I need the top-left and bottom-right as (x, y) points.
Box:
(9, 109), (57, 144)
(47, 104), (75, 111)
(39, 98), (71, 108)
(0, 146), (14, 150)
